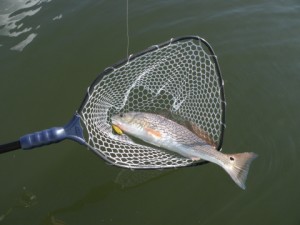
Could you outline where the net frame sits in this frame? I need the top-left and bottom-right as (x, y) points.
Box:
(78, 36), (226, 169)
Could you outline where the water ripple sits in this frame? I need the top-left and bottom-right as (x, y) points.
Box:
(10, 32), (37, 51)
(0, 0), (54, 51)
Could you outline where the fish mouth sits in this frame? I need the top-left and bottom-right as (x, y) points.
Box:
(111, 117), (116, 125)
(110, 115), (118, 125)
(111, 116), (122, 129)
(111, 118), (119, 126)
(111, 117), (123, 135)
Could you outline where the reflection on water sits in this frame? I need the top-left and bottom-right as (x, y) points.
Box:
(10, 32), (37, 51)
(114, 169), (170, 188)
(39, 169), (170, 224)
(41, 216), (68, 225)
(0, 186), (37, 222)
(0, 0), (60, 51)
(0, 0), (44, 36)
(52, 14), (63, 21)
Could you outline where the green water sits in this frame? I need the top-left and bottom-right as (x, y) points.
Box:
(1, 0), (300, 224)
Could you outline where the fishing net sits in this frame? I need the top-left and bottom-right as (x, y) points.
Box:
(79, 36), (225, 169)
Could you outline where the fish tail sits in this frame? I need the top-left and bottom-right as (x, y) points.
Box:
(223, 152), (258, 190)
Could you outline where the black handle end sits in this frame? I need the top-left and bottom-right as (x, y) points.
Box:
(0, 141), (21, 154)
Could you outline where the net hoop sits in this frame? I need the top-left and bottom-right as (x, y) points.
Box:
(78, 36), (226, 169)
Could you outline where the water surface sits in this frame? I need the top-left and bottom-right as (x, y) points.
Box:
(0, 0), (300, 224)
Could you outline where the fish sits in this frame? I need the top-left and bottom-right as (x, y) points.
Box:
(111, 112), (258, 190)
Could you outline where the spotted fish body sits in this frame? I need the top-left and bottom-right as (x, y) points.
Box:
(111, 112), (257, 189)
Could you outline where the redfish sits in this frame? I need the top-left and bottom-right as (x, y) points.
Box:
(111, 112), (257, 189)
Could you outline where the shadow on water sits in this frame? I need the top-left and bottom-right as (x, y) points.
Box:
(0, 186), (38, 223)
(1, 168), (173, 225)
(38, 169), (174, 225)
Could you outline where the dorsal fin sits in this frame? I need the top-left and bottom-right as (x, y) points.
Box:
(186, 122), (217, 148)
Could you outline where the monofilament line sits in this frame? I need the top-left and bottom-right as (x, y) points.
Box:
(126, 0), (130, 58)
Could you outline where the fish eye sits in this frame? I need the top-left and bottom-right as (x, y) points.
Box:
(119, 113), (124, 117)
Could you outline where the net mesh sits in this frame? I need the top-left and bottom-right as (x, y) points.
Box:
(79, 36), (225, 169)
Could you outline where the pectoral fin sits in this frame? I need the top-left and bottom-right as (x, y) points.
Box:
(191, 157), (201, 161)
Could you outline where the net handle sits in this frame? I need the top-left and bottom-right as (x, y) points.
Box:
(0, 141), (21, 153)
(0, 114), (86, 154)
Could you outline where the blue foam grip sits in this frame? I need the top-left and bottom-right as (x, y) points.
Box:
(20, 114), (86, 150)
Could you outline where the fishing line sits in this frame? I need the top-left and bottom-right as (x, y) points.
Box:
(126, 0), (130, 58)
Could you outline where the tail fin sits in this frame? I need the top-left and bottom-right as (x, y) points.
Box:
(223, 152), (258, 190)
